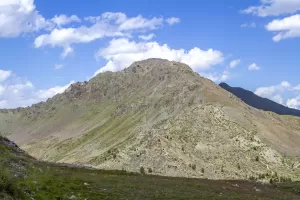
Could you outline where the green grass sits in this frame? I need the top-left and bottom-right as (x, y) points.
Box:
(1, 136), (300, 200)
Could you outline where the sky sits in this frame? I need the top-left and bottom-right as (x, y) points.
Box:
(1, 0), (300, 109)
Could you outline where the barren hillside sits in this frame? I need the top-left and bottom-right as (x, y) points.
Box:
(1, 58), (300, 181)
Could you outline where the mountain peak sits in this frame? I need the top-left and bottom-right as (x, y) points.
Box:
(2, 60), (300, 181)
(219, 82), (230, 88)
(124, 58), (195, 75)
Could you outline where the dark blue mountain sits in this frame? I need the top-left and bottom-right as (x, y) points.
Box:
(220, 82), (300, 117)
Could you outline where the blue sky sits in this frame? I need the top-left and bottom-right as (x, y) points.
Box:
(1, 0), (300, 109)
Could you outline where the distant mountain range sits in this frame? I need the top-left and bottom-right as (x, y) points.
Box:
(220, 82), (300, 117)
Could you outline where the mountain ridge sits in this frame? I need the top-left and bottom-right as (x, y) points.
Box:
(219, 82), (300, 117)
(1, 58), (300, 181)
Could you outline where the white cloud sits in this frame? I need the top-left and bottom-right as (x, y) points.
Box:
(255, 81), (300, 108)
(255, 81), (291, 98)
(242, 0), (300, 17)
(229, 59), (240, 68)
(35, 81), (74, 100)
(271, 94), (285, 104)
(248, 63), (261, 71)
(0, 80), (35, 108)
(138, 33), (156, 41)
(118, 15), (163, 31)
(166, 17), (181, 25)
(54, 64), (64, 70)
(0, 85), (5, 96)
(220, 71), (230, 82)
(241, 22), (257, 28)
(0, 72), (74, 108)
(0, 0), (49, 37)
(266, 14), (300, 42)
(94, 38), (223, 75)
(34, 12), (168, 56)
(0, 100), (7, 108)
(293, 84), (300, 90)
(200, 70), (230, 82)
(61, 46), (73, 58)
(0, 70), (12, 82)
(51, 14), (81, 27)
(287, 96), (300, 109)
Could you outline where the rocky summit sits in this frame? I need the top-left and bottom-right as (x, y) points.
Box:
(1, 58), (300, 181)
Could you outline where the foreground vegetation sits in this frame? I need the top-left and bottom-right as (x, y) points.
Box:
(1, 136), (300, 200)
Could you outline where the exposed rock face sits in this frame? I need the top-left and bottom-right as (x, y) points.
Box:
(1, 58), (300, 180)
(0, 136), (24, 153)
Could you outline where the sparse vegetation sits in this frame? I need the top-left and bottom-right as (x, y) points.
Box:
(1, 58), (300, 184)
(140, 167), (146, 175)
(1, 110), (300, 200)
(189, 164), (196, 170)
(0, 169), (22, 198)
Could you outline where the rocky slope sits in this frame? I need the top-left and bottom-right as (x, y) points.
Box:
(2, 136), (300, 200)
(220, 82), (300, 117)
(1, 58), (300, 181)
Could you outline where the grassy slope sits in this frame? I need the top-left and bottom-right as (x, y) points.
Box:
(1, 136), (300, 200)
(1, 59), (300, 181)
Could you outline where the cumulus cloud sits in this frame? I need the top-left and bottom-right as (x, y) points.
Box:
(138, 33), (155, 41)
(51, 14), (81, 27)
(242, 0), (300, 17)
(0, 70), (12, 82)
(166, 17), (181, 25)
(0, 85), (5, 96)
(255, 81), (291, 98)
(0, 0), (49, 37)
(34, 12), (168, 56)
(248, 63), (261, 71)
(34, 81), (74, 100)
(255, 81), (300, 108)
(287, 96), (300, 109)
(266, 14), (300, 41)
(0, 73), (74, 109)
(229, 59), (240, 68)
(94, 38), (224, 75)
(203, 71), (230, 82)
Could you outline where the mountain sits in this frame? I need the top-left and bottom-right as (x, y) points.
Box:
(219, 83), (300, 117)
(1, 58), (300, 181)
(2, 136), (300, 199)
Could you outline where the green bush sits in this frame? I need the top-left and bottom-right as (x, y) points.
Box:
(0, 169), (22, 198)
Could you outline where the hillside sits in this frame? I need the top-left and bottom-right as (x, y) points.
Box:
(1, 136), (300, 200)
(1, 58), (300, 181)
(219, 83), (300, 117)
